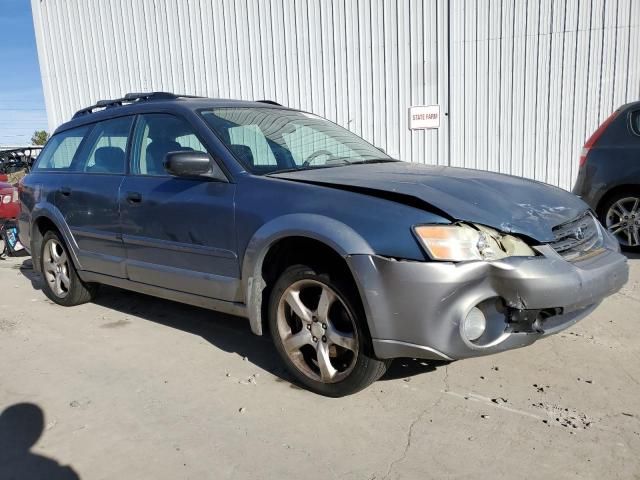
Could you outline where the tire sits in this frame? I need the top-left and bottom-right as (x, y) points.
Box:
(40, 230), (98, 306)
(598, 189), (640, 252)
(268, 264), (390, 397)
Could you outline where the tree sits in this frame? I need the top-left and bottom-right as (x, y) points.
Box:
(31, 130), (49, 146)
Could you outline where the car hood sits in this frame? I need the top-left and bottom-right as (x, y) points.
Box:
(271, 162), (589, 242)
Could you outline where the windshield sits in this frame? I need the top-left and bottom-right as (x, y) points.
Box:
(200, 107), (394, 174)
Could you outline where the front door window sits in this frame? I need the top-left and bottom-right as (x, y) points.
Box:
(130, 114), (207, 176)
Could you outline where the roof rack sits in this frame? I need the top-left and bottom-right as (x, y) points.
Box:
(256, 99), (282, 106)
(72, 92), (202, 118)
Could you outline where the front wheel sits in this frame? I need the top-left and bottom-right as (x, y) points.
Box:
(40, 230), (98, 306)
(268, 265), (389, 397)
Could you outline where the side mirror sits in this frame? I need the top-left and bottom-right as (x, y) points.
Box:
(164, 151), (222, 178)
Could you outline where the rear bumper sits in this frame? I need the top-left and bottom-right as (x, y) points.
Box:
(347, 233), (628, 361)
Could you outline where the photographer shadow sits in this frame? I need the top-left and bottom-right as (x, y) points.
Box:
(0, 403), (79, 480)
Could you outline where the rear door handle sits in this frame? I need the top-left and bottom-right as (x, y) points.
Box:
(126, 191), (142, 204)
(59, 186), (71, 196)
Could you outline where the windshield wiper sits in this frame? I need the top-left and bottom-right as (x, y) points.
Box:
(266, 158), (397, 176)
(346, 158), (399, 165)
(266, 164), (344, 175)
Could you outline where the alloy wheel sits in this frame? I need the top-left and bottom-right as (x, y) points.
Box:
(606, 196), (640, 247)
(276, 279), (359, 383)
(42, 238), (71, 298)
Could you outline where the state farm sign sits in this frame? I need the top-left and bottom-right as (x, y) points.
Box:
(408, 105), (440, 130)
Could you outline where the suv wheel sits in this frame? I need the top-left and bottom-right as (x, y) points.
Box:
(268, 264), (390, 397)
(599, 190), (640, 251)
(40, 230), (97, 306)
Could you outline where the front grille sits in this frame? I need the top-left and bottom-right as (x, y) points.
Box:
(550, 212), (603, 260)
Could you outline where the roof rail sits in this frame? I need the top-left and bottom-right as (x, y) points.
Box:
(72, 92), (202, 118)
(256, 99), (282, 106)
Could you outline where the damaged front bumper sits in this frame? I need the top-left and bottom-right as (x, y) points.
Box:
(347, 235), (628, 361)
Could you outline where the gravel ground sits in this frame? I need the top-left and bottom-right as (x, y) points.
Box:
(1, 253), (639, 479)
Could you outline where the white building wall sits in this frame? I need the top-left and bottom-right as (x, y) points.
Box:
(31, 0), (446, 166)
(32, 0), (639, 189)
(448, 0), (640, 190)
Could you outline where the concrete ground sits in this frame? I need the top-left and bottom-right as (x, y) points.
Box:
(0, 254), (639, 480)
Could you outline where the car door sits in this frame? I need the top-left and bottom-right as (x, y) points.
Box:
(54, 116), (133, 278)
(20, 126), (88, 255)
(119, 113), (239, 301)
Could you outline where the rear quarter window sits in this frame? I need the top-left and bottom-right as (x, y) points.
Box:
(33, 126), (90, 171)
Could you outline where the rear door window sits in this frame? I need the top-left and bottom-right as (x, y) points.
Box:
(33, 126), (90, 171)
(77, 116), (133, 174)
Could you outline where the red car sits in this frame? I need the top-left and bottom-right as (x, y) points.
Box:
(0, 179), (19, 220)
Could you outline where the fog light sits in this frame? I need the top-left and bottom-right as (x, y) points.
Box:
(463, 307), (487, 341)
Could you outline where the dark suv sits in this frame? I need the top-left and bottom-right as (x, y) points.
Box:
(20, 92), (627, 396)
(573, 101), (640, 249)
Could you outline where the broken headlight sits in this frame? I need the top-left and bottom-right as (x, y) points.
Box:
(413, 223), (536, 261)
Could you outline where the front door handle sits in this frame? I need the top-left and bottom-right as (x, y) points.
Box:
(126, 191), (142, 204)
(59, 186), (71, 196)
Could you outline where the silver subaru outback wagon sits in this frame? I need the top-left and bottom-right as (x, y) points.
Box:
(19, 92), (628, 396)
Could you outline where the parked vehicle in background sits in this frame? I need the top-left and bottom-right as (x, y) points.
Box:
(0, 180), (19, 221)
(20, 93), (628, 396)
(0, 147), (41, 220)
(0, 147), (40, 255)
(573, 101), (640, 249)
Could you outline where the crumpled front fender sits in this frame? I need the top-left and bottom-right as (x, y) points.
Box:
(241, 213), (374, 335)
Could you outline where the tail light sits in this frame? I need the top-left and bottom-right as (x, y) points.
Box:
(579, 110), (619, 167)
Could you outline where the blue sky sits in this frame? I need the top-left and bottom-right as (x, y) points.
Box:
(0, 0), (47, 146)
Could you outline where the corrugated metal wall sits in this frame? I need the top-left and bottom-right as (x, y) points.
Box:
(32, 0), (640, 189)
(449, 0), (640, 190)
(31, 0), (447, 166)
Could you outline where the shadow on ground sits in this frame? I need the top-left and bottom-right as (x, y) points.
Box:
(0, 403), (79, 479)
(381, 358), (448, 381)
(19, 259), (445, 388)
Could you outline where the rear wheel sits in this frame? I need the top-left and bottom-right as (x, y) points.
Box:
(269, 264), (389, 397)
(599, 190), (640, 251)
(40, 230), (97, 306)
